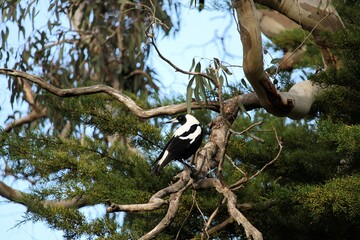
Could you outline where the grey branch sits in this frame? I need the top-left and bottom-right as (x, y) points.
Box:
(107, 170), (192, 213)
(0, 180), (87, 209)
(106, 170), (193, 239)
(0, 68), (261, 120)
(194, 178), (263, 240)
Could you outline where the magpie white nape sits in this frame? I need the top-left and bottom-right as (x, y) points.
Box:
(152, 114), (203, 175)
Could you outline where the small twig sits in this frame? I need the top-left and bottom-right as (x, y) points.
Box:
(194, 191), (207, 227)
(44, 38), (79, 49)
(175, 190), (196, 240)
(249, 127), (283, 180)
(225, 154), (247, 177)
(248, 133), (265, 143)
(230, 121), (263, 136)
(207, 217), (235, 236)
(275, 10), (333, 76)
(229, 177), (248, 191)
(146, 33), (216, 84)
(201, 197), (226, 240)
(226, 155), (248, 194)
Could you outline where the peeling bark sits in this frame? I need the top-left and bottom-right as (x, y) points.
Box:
(256, 0), (344, 68)
(233, 0), (341, 119)
(258, 9), (305, 71)
(234, 0), (294, 116)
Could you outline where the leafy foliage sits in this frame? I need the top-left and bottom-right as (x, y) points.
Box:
(312, 25), (360, 124)
(266, 28), (323, 69)
(1, 0), (360, 239)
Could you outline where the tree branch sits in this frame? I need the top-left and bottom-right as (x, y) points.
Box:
(4, 108), (47, 132)
(194, 178), (263, 240)
(0, 181), (25, 204)
(0, 68), (219, 118)
(233, 0), (293, 116)
(0, 68), (263, 121)
(233, 0), (324, 119)
(107, 170), (192, 214)
(255, 0), (344, 69)
(207, 217), (235, 236)
(139, 180), (192, 240)
(0, 180), (87, 209)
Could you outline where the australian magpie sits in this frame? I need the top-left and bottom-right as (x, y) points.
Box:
(152, 114), (203, 174)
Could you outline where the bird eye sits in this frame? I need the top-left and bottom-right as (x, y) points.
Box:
(177, 115), (186, 124)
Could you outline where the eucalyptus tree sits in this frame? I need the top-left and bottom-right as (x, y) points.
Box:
(0, 0), (359, 239)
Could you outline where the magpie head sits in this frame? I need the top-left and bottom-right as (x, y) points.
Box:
(176, 115), (187, 125)
(167, 114), (199, 125)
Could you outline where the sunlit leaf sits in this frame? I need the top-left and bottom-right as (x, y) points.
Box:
(220, 65), (232, 75)
(195, 62), (201, 73)
(186, 77), (195, 114)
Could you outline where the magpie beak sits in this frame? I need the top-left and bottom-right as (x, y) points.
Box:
(152, 114), (203, 175)
(166, 117), (179, 124)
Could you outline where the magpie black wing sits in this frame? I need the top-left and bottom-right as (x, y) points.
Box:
(152, 136), (191, 174)
(152, 124), (202, 174)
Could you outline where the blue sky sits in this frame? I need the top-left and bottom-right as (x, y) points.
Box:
(0, 3), (254, 239)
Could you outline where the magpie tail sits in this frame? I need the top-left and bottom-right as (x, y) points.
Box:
(151, 162), (162, 175)
(150, 157), (162, 175)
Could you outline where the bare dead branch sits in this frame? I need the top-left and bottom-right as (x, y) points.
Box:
(193, 190), (207, 229)
(223, 187), (263, 239)
(226, 154), (247, 179)
(210, 178), (263, 240)
(248, 133), (265, 143)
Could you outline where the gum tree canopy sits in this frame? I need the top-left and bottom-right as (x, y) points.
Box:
(1, 0), (360, 239)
